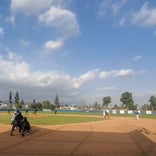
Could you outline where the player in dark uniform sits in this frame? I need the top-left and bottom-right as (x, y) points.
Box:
(20, 117), (31, 137)
(10, 110), (23, 136)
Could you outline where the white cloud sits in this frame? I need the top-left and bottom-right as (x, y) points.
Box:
(8, 51), (19, 61)
(11, 0), (53, 16)
(0, 52), (148, 105)
(98, 0), (129, 18)
(133, 55), (142, 61)
(0, 52), (136, 89)
(0, 54), (100, 102)
(11, 0), (80, 33)
(73, 69), (99, 89)
(44, 39), (63, 51)
(0, 56), (104, 105)
(114, 69), (134, 77)
(100, 70), (114, 79)
(5, 49), (23, 62)
(0, 55), (29, 81)
(0, 54), (68, 92)
(0, 52), (139, 104)
(132, 2), (156, 27)
(39, 7), (80, 38)
(31, 71), (72, 87)
(10, 0), (80, 53)
(100, 69), (134, 79)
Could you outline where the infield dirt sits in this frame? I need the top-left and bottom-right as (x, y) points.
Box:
(0, 116), (156, 156)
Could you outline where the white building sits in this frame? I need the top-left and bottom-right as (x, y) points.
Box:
(0, 101), (8, 108)
(70, 104), (78, 110)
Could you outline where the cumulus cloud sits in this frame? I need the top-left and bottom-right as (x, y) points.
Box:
(114, 69), (134, 77)
(10, 0), (80, 37)
(100, 70), (115, 79)
(0, 52), (98, 94)
(73, 69), (99, 88)
(132, 2), (156, 27)
(39, 7), (80, 38)
(100, 69), (134, 79)
(0, 51), (138, 103)
(0, 55), (29, 81)
(0, 53), (69, 87)
(10, 0), (80, 52)
(44, 39), (64, 51)
(11, 0), (54, 16)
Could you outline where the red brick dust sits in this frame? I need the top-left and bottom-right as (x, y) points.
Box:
(0, 117), (156, 156)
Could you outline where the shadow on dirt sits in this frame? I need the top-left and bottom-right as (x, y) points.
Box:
(130, 129), (156, 156)
(0, 126), (156, 156)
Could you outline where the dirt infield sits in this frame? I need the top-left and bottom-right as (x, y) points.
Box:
(0, 117), (156, 156)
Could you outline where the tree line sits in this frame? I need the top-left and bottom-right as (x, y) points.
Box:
(7, 91), (156, 111)
(93, 92), (156, 110)
(8, 91), (60, 111)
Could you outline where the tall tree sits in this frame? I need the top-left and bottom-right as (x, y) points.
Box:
(33, 99), (36, 105)
(32, 99), (36, 108)
(102, 96), (111, 108)
(54, 94), (60, 108)
(9, 91), (12, 104)
(149, 96), (156, 110)
(21, 99), (24, 105)
(14, 91), (20, 105)
(120, 92), (136, 110)
(42, 100), (51, 109)
(8, 91), (12, 109)
(15, 99), (23, 109)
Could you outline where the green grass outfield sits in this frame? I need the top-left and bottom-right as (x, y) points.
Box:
(0, 111), (156, 125)
(58, 111), (156, 119)
(0, 112), (103, 125)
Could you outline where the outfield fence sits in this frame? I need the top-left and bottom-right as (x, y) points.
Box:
(0, 108), (156, 115)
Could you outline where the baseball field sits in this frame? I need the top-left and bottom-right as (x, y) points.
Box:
(0, 112), (156, 156)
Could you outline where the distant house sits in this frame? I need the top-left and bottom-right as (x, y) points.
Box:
(24, 104), (29, 109)
(60, 106), (70, 110)
(0, 101), (8, 109)
(70, 104), (78, 110)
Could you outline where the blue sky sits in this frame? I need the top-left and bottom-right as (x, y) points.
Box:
(0, 0), (156, 106)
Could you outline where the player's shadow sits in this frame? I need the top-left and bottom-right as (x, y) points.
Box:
(0, 126), (156, 156)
